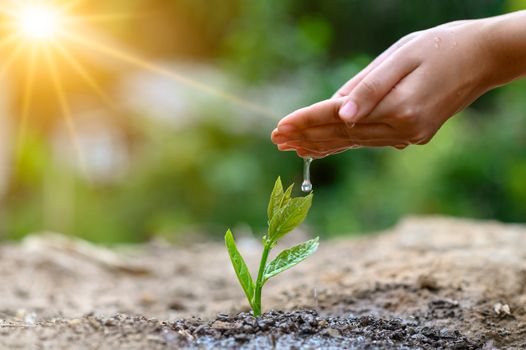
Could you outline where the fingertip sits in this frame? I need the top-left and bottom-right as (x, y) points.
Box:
(277, 142), (294, 150)
(277, 124), (295, 133)
(393, 144), (408, 150)
(271, 129), (281, 144)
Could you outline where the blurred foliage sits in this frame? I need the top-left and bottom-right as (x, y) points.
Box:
(0, 0), (525, 243)
(222, 0), (506, 81)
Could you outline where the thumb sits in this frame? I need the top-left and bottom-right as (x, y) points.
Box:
(339, 54), (418, 124)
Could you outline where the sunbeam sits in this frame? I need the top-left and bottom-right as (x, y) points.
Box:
(0, 33), (21, 49)
(65, 12), (138, 24)
(16, 44), (37, 162)
(43, 44), (87, 175)
(62, 32), (278, 119)
(51, 41), (118, 110)
(0, 42), (25, 77)
(56, 0), (87, 13)
(2, 0), (279, 175)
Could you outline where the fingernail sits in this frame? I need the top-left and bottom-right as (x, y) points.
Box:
(339, 100), (358, 122)
(277, 124), (295, 133)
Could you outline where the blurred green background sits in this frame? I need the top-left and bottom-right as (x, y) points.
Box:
(0, 0), (525, 243)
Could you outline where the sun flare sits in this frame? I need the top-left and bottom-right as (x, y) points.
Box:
(15, 4), (62, 40)
(0, 0), (275, 172)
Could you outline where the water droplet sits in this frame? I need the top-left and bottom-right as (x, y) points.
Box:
(301, 181), (312, 192)
(16, 309), (37, 325)
(301, 157), (313, 193)
(24, 312), (37, 325)
(433, 36), (442, 49)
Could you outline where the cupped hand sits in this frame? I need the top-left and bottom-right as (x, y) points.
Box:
(271, 97), (396, 158)
(272, 19), (497, 158)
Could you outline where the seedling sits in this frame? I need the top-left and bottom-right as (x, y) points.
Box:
(224, 177), (319, 316)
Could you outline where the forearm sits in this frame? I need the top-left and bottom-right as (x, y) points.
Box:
(482, 10), (526, 87)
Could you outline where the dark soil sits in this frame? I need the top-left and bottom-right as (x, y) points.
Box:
(2, 310), (480, 349)
(1, 217), (526, 349)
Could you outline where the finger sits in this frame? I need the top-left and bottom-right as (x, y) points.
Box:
(285, 140), (352, 153)
(277, 144), (297, 151)
(281, 139), (355, 154)
(339, 51), (419, 124)
(274, 123), (396, 143)
(357, 67), (420, 124)
(331, 147), (358, 155)
(332, 33), (419, 98)
(288, 137), (406, 150)
(296, 145), (365, 159)
(333, 69), (372, 99)
(393, 144), (408, 150)
(271, 128), (281, 144)
(295, 147), (350, 159)
(275, 98), (346, 134)
(295, 148), (329, 159)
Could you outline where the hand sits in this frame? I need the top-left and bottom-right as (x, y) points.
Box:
(272, 18), (502, 158)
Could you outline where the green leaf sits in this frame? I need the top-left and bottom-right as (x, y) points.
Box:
(280, 184), (294, 208)
(267, 177), (284, 222)
(268, 194), (313, 243)
(224, 229), (255, 306)
(263, 237), (319, 282)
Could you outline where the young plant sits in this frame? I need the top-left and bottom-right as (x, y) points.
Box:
(224, 177), (319, 316)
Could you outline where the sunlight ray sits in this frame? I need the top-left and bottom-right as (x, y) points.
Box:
(0, 7), (17, 18)
(56, 0), (86, 13)
(16, 44), (37, 162)
(43, 44), (87, 175)
(65, 12), (137, 24)
(52, 41), (117, 110)
(0, 42), (25, 77)
(0, 22), (17, 31)
(62, 32), (278, 119)
(0, 33), (21, 49)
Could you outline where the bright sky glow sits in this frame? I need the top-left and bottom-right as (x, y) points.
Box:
(0, 1), (274, 171)
(16, 4), (61, 40)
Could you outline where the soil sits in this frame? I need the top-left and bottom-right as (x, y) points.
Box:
(1, 216), (526, 349)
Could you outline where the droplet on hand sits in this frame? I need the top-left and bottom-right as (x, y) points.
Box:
(433, 36), (442, 49)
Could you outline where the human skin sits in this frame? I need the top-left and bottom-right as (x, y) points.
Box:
(271, 11), (526, 158)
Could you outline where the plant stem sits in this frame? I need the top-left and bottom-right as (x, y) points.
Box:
(253, 242), (271, 316)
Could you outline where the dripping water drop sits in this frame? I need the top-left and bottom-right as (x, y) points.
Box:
(301, 157), (313, 192)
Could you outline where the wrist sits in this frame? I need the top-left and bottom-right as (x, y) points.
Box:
(480, 11), (526, 88)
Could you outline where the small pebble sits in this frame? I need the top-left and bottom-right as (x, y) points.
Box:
(326, 328), (341, 337)
(494, 302), (511, 315)
(68, 319), (81, 326)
